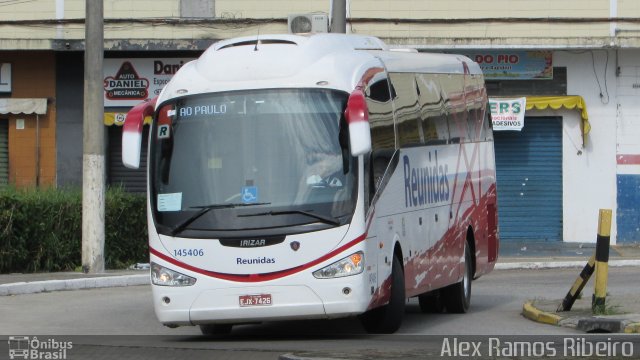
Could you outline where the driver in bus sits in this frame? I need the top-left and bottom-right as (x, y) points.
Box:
(305, 151), (343, 188)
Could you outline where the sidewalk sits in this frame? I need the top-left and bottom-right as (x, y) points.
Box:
(523, 295), (640, 334)
(1, 242), (639, 333)
(0, 269), (149, 296)
(495, 241), (640, 269)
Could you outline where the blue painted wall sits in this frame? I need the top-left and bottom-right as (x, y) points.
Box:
(617, 175), (640, 243)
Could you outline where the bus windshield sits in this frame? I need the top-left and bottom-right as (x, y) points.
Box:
(150, 88), (357, 237)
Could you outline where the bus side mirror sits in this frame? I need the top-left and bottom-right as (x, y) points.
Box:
(345, 89), (372, 157)
(122, 97), (157, 169)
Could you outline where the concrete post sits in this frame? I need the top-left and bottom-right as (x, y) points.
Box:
(82, 0), (105, 273)
(331, 0), (347, 33)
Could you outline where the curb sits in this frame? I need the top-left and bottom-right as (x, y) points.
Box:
(279, 354), (341, 360)
(625, 322), (640, 333)
(496, 259), (640, 270)
(0, 274), (149, 296)
(522, 301), (640, 334)
(522, 301), (561, 326)
(576, 317), (630, 333)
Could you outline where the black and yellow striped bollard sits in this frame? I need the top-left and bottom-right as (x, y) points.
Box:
(557, 254), (595, 312)
(592, 209), (612, 314)
(557, 209), (612, 313)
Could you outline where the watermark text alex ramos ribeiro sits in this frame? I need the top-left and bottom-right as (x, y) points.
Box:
(440, 336), (635, 358)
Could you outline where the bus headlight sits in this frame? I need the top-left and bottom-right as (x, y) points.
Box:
(151, 262), (197, 286)
(313, 252), (364, 279)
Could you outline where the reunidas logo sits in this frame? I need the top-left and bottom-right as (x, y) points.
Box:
(236, 257), (275, 265)
(8, 336), (72, 359)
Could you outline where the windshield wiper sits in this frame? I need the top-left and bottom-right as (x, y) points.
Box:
(238, 209), (341, 226)
(170, 202), (271, 236)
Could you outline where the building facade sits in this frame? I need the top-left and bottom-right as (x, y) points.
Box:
(0, 0), (638, 244)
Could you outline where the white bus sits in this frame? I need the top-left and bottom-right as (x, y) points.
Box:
(122, 33), (499, 334)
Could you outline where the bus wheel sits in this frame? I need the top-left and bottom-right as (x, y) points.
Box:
(200, 324), (233, 335)
(443, 242), (472, 313)
(360, 256), (405, 334)
(418, 290), (444, 313)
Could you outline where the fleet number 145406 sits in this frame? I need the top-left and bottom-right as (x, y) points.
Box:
(173, 248), (204, 257)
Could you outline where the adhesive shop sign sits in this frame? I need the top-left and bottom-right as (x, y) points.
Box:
(103, 58), (195, 107)
(489, 98), (526, 131)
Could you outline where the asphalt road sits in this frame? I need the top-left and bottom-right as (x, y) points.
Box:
(1, 267), (638, 359)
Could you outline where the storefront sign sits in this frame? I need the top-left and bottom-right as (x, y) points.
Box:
(459, 51), (552, 80)
(103, 58), (195, 107)
(489, 97), (526, 131)
(0, 63), (11, 94)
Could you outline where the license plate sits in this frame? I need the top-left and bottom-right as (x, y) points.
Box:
(239, 294), (272, 307)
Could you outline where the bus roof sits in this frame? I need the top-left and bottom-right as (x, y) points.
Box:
(157, 34), (482, 103)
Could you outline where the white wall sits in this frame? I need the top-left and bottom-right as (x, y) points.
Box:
(617, 50), (640, 157)
(531, 50), (619, 243)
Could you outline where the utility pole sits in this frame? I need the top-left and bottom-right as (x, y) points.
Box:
(82, 0), (105, 273)
(330, 0), (347, 33)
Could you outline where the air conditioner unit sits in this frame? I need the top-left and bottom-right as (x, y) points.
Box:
(288, 13), (329, 34)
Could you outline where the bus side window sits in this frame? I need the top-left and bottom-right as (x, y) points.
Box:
(483, 101), (494, 141)
(389, 73), (422, 148)
(417, 74), (449, 145)
(466, 75), (485, 142)
(365, 77), (395, 199)
(439, 73), (468, 144)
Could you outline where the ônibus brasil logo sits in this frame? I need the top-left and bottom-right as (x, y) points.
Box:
(104, 61), (149, 101)
(7, 336), (73, 359)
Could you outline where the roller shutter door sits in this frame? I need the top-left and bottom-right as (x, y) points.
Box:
(494, 117), (563, 241)
(108, 126), (148, 193)
(0, 120), (7, 186)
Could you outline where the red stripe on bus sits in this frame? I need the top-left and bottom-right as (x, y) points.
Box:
(617, 154), (640, 165)
(150, 233), (367, 283)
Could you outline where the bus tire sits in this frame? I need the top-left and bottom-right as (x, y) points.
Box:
(360, 256), (405, 334)
(200, 324), (233, 335)
(418, 289), (444, 313)
(443, 242), (472, 313)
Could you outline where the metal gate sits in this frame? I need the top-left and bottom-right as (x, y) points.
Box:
(108, 126), (148, 193)
(494, 117), (563, 241)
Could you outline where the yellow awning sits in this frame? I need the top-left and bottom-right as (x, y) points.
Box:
(526, 96), (590, 146)
(103, 112), (152, 126)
